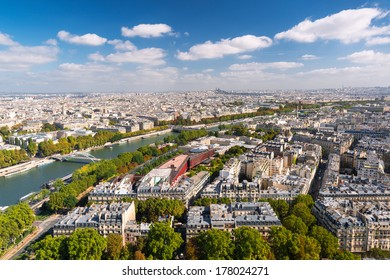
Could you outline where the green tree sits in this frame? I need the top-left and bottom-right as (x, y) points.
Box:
(233, 227), (273, 260)
(196, 229), (233, 260)
(290, 203), (316, 228)
(27, 139), (38, 156)
(105, 233), (124, 260)
(146, 222), (183, 260)
(291, 234), (321, 260)
(185, 238), (199, 260)
(282, 215), (308, 235)
(309, 226), (339, 259)
(293, 194), (315, 208)
(269, 226), (293, 260)
(0, 126), (10, 137)
(33, 235), (68, 260)
(131, 151), (144, 164)
(93, 160), (117, 180)
(63, 195), (78, 209)
(334, 250), (360, 260)
(269, 226), (321, 260)
(48, 192), (65, 212)
(365, 248), (390, 260)
(268, 199), (289, 219)
(52, 178), (65, 191)
(67, 228), (107, 260)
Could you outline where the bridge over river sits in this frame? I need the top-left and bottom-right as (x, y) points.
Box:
(51, 152), (101, 163)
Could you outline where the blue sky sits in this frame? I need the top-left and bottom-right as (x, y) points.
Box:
(0, 0), (390, 92)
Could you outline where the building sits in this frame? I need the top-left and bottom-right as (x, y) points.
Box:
(186, 202), (281, 241)
(137, 170), (210, 207)
(313, 198), (390, 253)
(356, 151), (385, 181)
(88, 175), (136, 202)
(139, 120), (154, 131)
(53, 202), (135, 244)
(201, 141), (320, 202)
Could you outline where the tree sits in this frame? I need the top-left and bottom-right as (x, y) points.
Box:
(293, 194), (314, 208)
(309, 226), (339, 259)
(269, 226), (321, 260)
(268, 199), (289, 219)
(291, 234), (321, 260)
(290, 203), (316, 228)
(67, 228), (107, 260)
(334, 250), (360, 260)
(93, 160), (117, 180)
(105, 234), (123, 260)
(48, 192), (65, 212)
(0, 126), (10, 137)
(52, 178), (65, 191)
(269, 226), (293, 260)
(196, 229), (233, 260)
(5, 203), (35, 234)
(282, 215), (308, 235)
(131, 151), (144, 164)
(365, 248), (390, 260)
(233, 227), (273, 260)
(134, 250), (146, 260)
(27, 139), (38, 156)
(63, 195), (78, 209)
(33, 235), (68, 260)
(146, 222), (183, 260)
(185, 238), (199, 260)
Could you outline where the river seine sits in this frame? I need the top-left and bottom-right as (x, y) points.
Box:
(0, 132), (177, 206)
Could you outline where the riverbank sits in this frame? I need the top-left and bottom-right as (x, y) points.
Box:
(0, 128), (173, 176)
(0, 158), (55, 178)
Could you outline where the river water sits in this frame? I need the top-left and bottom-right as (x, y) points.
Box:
(0, 132), (177, 206)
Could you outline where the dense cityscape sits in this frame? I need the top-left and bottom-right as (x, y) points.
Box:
(1, 1), (390, 272)
(0, 87), (389, 260)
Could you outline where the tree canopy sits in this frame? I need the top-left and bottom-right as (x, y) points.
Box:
(146, 222), (183, 260)
(196, 229), (233, 260)
(233, 227), (273, 260)
(67, 228), (107, 260)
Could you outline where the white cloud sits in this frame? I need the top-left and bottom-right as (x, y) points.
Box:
(229, 61), (304, 71)
(45, 39), (58, 46)
(88, 52), (106, 62)
(121, 24), (173, 38)
(339, 50), (390, 65)
(237, 54), (252, 60)
(108, 39), (137, 51)
(366, 36), (390, 45)
(177, 35), (272, 60)
(106, 48), (166, 65)
(0, 32), (17, 46)
(0, 45), (59, 71)
(202, 68), (214, 73)
(58, 63), (115, 73)
(275, 8), (390, 44)
(57, 30), (107, 46)
(301, 54), (320, 60)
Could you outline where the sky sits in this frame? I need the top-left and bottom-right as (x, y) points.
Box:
(0, 0), (390, 93)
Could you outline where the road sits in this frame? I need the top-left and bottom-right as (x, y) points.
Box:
(0, 214), (60, 260)
(309, 160), (327, 200)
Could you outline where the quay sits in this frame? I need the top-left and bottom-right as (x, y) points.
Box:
(0, 158), (55, 178)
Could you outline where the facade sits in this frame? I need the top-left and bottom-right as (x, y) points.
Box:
(137, 171), (210, 207)
(53, 202), (135, 244)
(186, 202), (281, 241)
(201, 141), (320, 202)
(313, 198), (390, 252)
(88, 174), (136, 202)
